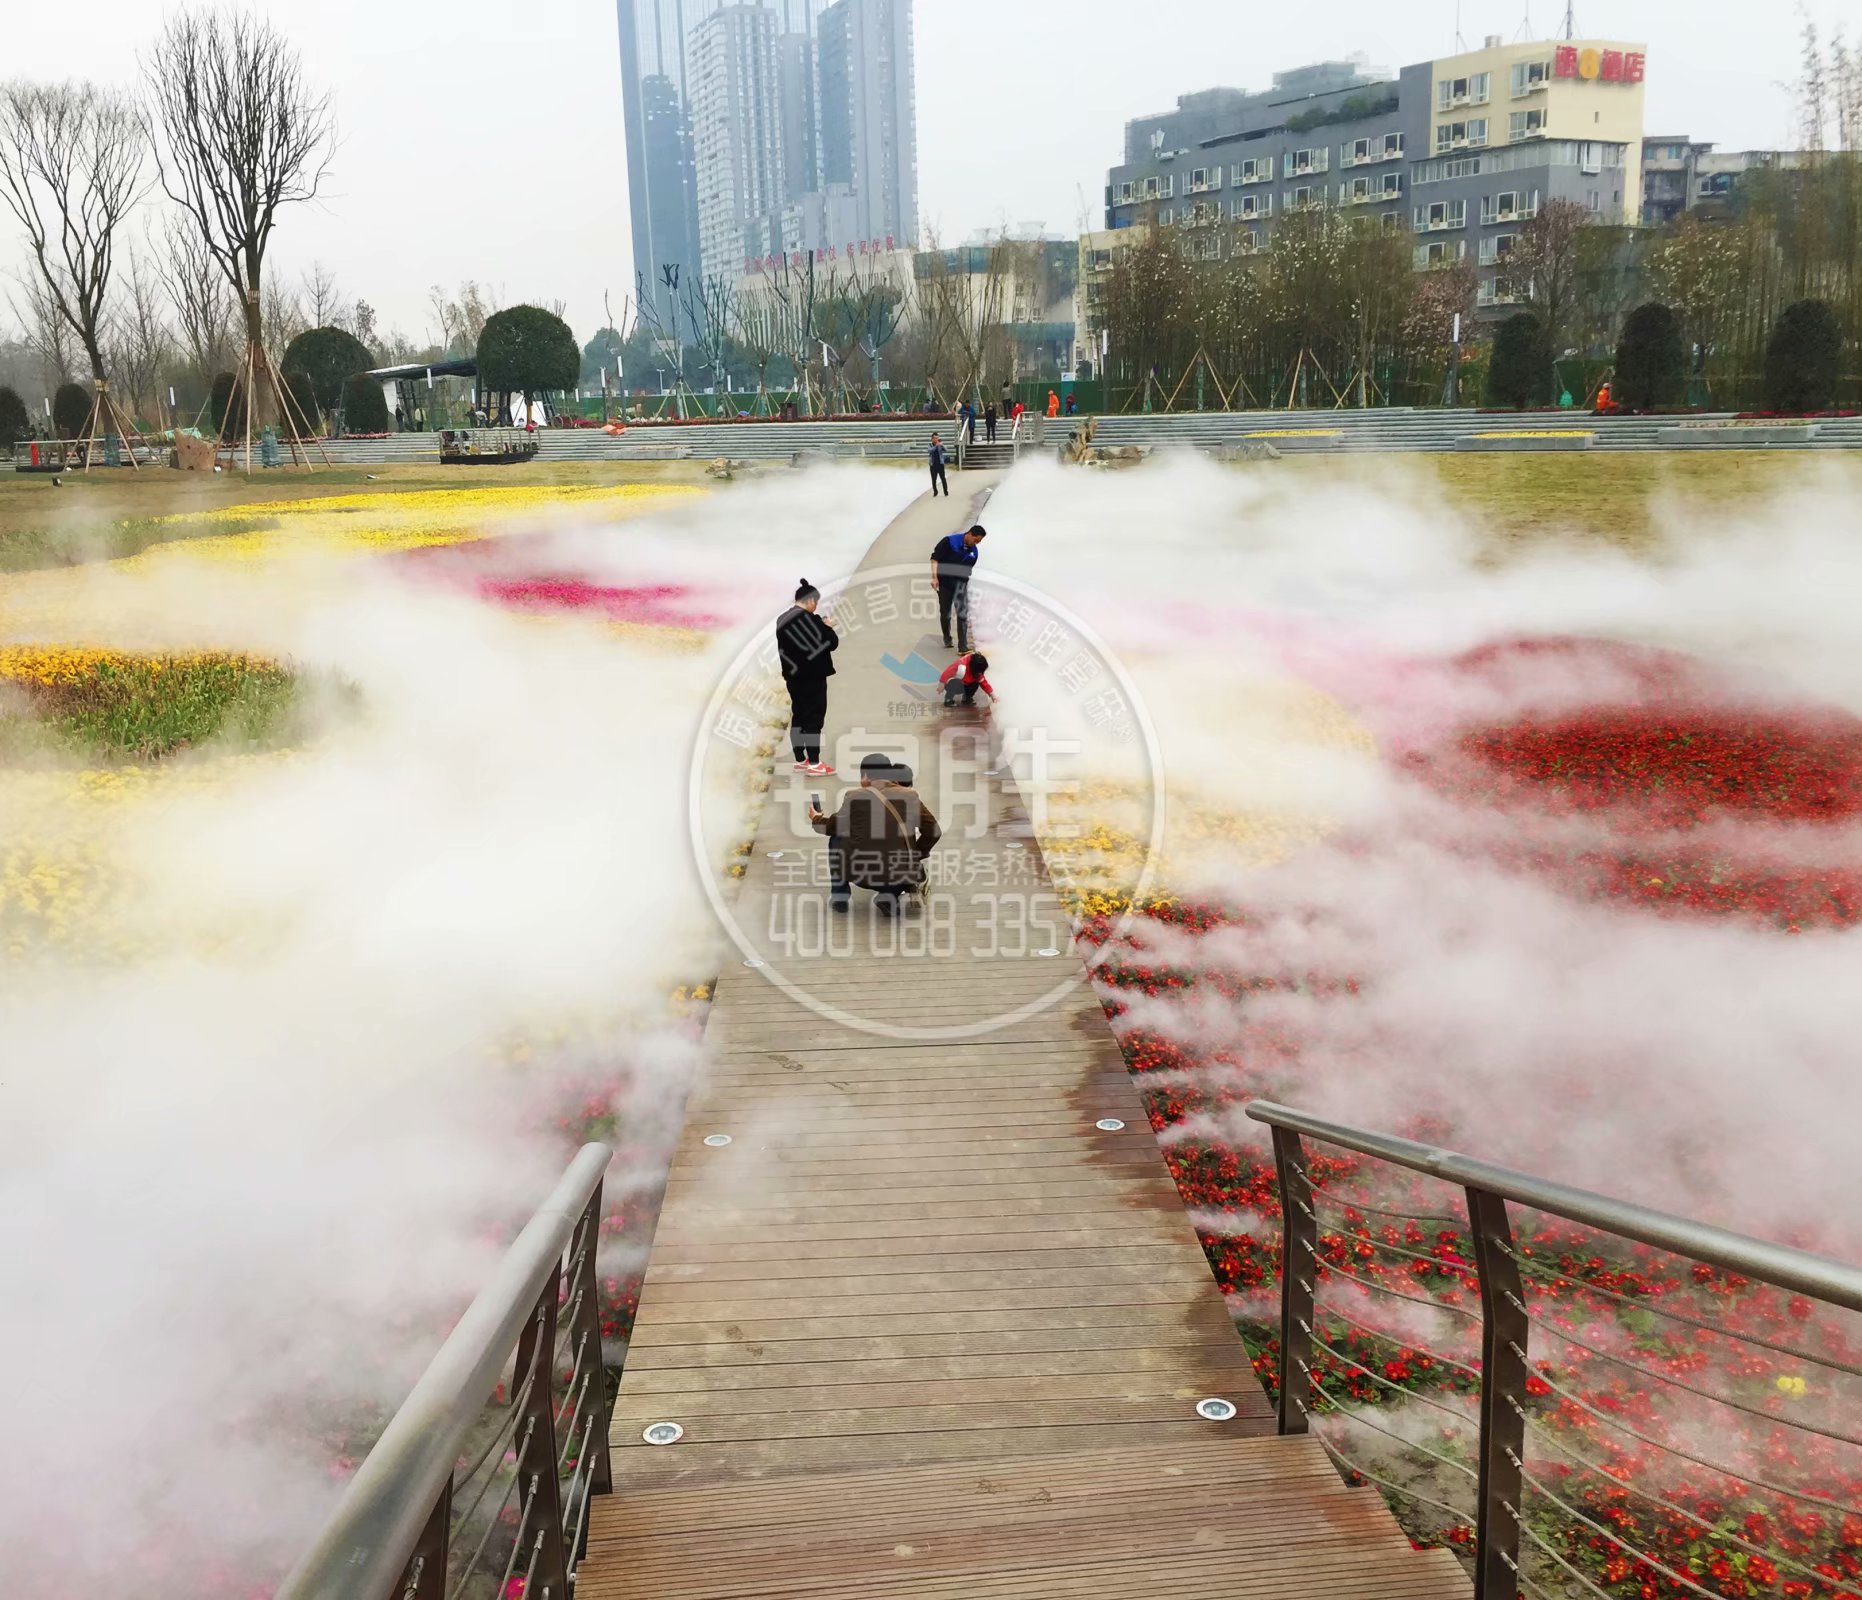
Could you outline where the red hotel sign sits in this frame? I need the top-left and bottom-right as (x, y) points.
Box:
(1554, 45), (1645, 83)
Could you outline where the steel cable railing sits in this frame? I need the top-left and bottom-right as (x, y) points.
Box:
(1247, 1101), (1862, 1600)
(276, 1143), (615, 1600)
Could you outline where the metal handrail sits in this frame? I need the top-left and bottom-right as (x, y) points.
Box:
(276, 1142), (614, 1600)
(1244, 1101), (1862, 1600)
(1246, 1102), (1862, 1311)
(1010, 411), (1024, 462)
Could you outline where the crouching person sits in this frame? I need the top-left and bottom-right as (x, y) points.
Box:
(940, 650), (996, 707)
(810, 754), (942, 915)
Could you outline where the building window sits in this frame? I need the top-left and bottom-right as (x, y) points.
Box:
(1415, 198), (1467, 231)
(1511, 59), (1551, 95)
(1286, 147), (1329, 176)
(1239, 227), (1263, 253)
(1415, 238), (1468, 268)
(1235, 156), (1273, 185)
(1383, 131), (1406, 159)
(1159, 207), (1173, 224)
(1346, 136), (1372, 166)
(1380, 210), (1402, 234)
(1438, 71), (1490, 109)
(1380, 171), (1402, 196)
(1117, 181), (1134, 203)
(1478, 231), (1518, 265)
(1509, 109), (1547, 141)
(1287, 184), (1319, 209)
(1235, 192), (1271, 219)
(1436, 118), (1488, 151)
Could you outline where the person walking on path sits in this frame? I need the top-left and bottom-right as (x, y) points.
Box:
(776, 578), (838, 775)
(1046, 389), (1060, 418)
(939, 650), (996, 706)
(961, 400), (976, 443)
(1000, 379), (1013, 418)
(928, 432), (949, 496)
(810, 754), (942, 914)
(984, 402), (998, 442)
(929, 523), (986, 652)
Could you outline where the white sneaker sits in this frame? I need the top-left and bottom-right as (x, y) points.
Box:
(792, 761), (810, 772)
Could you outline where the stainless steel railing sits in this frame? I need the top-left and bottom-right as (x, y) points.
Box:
(1245, 1101), (1862, 1600)
(276, 1142), (615, 1600)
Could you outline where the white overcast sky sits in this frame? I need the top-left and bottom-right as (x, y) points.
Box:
(0, 0), (1831, 349)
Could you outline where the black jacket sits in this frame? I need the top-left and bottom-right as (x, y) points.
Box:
(776, 605), (839, 681)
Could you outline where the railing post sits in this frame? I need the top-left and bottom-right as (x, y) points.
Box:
(569, 1180), (613, 1500)
(1271, 1126), (1316, 1436)
(394, 1478), (449, 1599)
(511, 1270), (571, 1598)
(1466, 1186), (1526, 1600)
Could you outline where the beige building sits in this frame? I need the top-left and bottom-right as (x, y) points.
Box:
(1425, 36), (1647, 224)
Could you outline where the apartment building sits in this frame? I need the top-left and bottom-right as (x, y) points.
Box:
(1641, 137), (1812, 225)
(1105, 35), (1648, 312)
(690, 5), (789, 287)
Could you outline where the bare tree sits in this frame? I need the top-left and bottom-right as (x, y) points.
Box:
(300, 259), (346, 326)
(10, 271), (78, 394)
(0, 81), (149, 385)
(1498, 198), (1588, 351)
(262, 275), (306, 349)
(144, 8), (336, 424)
(163, 210), (233, 388)
(108, 241), (176, 421)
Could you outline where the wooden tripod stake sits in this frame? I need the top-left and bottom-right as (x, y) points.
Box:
(78, 379), (154, 472)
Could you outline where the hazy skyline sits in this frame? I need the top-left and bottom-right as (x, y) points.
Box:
(0, 0), (1835, 355)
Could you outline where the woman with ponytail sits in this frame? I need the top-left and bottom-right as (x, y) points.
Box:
(774, 579), (839, 775)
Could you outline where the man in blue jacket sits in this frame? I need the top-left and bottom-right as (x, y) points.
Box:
(928, 432), (949, 496)
(929, 523), (986, 652)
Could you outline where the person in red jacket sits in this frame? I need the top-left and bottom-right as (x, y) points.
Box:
(939, 651), (996, 707)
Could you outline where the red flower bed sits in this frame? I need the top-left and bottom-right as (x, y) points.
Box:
(1090, 635), (1862, 1597)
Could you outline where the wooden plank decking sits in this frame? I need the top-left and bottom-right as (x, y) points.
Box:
(578, 483), (1468, 1598)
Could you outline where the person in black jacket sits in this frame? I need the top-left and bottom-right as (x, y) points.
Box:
(928, 432), (949, 496)
(775, 579), (839, 775)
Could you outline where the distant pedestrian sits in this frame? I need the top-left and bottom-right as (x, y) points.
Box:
(810, 754), (942, 915)
(1011, 399), (1025, 424)
(929, 523), (986, 652)
(984, 402), (998, 442)
(1064, 391), (1078, 416)
(928, 431), (949, 496)
(939, 650), (996, 707)
(776, 578), (839, 775)
(960, 400), (976, 443)
(394, 405), (406, 433)
(1046, 389), (1059, 418)
(1000, 379), (1013, 417)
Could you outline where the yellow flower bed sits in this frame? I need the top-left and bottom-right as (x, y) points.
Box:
(0, 644), (279, 688)
(1035, 683), (1376, 920)
(137, 483), (705, 561)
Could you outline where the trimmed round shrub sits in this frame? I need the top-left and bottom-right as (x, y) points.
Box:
(478, 305), (578, 398)
(282, 326), (375, 414)
(1763, 299), (1843, 415)
(52, 381), (93, 439)
(340, 372), (391, 434)
(1486, 312), (1555, 409)
(0, 385), (28, 450)
(282, 368), (322, 436)
(1613, 302), (1687, 411)
(209, 371), (246, 439)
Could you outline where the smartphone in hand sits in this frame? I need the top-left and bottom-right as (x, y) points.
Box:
(810, 791), (823, 814)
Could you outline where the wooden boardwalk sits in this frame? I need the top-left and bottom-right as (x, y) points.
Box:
(579, 484), (1468, 1598)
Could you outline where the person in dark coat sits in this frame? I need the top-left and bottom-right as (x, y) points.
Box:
(810, 754), (942, 914)
(775, 579), (838, 775)
(984, 402), (998, 442)
(928, 432), (949, 496)
(928, 523), (986, 651)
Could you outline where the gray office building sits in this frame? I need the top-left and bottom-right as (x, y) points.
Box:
(1104, 36), (1648, 314)
(818, 0), (917, 252)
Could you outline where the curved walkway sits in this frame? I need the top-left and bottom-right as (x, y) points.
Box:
(578, 484), (1468, 1597)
